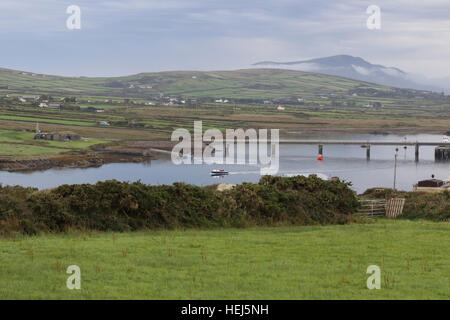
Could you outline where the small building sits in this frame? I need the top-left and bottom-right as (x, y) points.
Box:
(417, 179), (444, 188)
(413, 174), (450, 193)
(34, 132), (81, 141)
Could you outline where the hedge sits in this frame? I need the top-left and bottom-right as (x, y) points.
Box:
(0, 175), (359, 236)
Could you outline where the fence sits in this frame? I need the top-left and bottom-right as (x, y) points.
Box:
(357, 199), (387, 216)
(386, 198), (406, 218)
(357, 198), (405, 218)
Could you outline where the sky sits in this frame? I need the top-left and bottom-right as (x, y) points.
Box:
(0, 0), (449, 78)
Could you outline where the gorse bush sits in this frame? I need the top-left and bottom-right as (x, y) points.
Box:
(361, 188), (450, 221)
(0, 176), (359, 235)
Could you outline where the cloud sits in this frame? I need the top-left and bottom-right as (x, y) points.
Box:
(352, 65), (371, 76)
(0, 0), (449, 77)
(380, 68), (404, 77)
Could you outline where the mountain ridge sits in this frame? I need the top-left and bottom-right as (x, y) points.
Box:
(253, 55), (447, 93)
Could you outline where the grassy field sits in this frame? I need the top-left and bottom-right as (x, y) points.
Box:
(0, 129), (108, 159)
(0, 68), (387, 99)
(0, 219), (448, 299)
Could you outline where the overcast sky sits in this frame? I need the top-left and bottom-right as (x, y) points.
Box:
(1, 0), (449, 77)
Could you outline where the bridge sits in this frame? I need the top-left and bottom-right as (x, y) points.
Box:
(219, 140), (450, 161)
(275, 140), (450, 161)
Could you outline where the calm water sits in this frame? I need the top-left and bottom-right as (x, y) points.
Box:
(0, 133), (448, 194)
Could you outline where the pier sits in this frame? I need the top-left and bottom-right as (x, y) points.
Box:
(435, 146), (450, 161)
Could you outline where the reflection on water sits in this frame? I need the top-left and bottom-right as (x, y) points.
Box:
(0, 133), (448, 194)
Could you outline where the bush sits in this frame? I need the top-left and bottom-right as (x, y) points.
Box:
(361, 188), (450, 222)
(0, 176), (359, 235)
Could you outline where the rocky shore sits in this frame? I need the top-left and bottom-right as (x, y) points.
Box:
(0, 153), (150, 172)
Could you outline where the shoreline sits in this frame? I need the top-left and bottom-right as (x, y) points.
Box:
(0, 153), (155, 173)
(0, 128), (448, 172)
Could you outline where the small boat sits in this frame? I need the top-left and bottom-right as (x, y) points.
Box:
(443, 136), (449, 143)
(210, 169), (229, 176)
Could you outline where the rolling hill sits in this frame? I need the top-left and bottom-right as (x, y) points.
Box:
(0, 67), (417, 100)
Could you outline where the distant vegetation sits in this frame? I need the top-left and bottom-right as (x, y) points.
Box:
(1, 67), (449, 101)
(0, 176), (359, 236)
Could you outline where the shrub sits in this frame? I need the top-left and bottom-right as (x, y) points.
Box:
(0, 176), (359, 235)
(361, 188), (450, 221)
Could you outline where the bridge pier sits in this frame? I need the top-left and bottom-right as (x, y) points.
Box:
(318, 144), (323, 155)
(435, 146), (450, 161)
(415, 144), (419, 162)
(366, 145), (371, 161)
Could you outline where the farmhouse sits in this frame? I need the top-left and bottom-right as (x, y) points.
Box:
(34, 132), (81, 141)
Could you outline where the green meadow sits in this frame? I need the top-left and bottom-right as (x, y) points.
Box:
(0, 129), (108, 159)
(0, 219), (448, 299)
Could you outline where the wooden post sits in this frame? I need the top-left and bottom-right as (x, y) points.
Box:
(366, 144), (371, 161)
(318, 144), (323, 155)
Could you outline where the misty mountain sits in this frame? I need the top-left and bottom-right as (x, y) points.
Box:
(253, 55), (448, 93)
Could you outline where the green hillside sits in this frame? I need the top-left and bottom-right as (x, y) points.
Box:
(0, 67), (401, 99)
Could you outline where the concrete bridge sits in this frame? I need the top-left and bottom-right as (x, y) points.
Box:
(275, 140), (450, 161)
(219, 140), (450, 162)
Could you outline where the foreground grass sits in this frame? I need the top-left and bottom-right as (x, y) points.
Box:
(0, 219), (448, 299)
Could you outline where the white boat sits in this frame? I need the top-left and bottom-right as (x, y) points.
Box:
(443, 136), (449, 143)
(210, 169), (229, 176)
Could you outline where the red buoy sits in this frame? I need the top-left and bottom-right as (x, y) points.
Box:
(317, 155), (323, 161)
